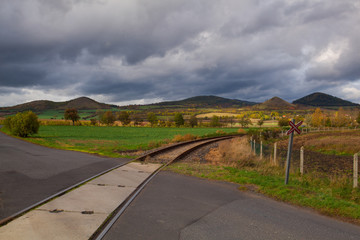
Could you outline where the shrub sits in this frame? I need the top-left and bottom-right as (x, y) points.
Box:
(172, 134), (197, 143)
(117, 111), (131, 126)
(147, 112), (158, 127)
(4, 111), (39, 137)
(278, 118), (289, 127)
(90, 118), (98, 126)
(210, 115), (221, 127)
(237, 128), (247, 134)
(262, 128), (281, 140)
(174, 113), (185, 127)
(239, 116), (252, 127)
(189, 115), (198, 128)
(100, 111), (116, 126)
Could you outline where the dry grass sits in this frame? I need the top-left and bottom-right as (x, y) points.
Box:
(196, 112), (240, 118)
(277, 131), (360, 155)
(205, 137), (258, 167)
(172, 134), (198, 143)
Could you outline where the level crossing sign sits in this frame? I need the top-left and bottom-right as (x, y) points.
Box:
(286, 121), (303, 135)
(285, 119), (303, 185)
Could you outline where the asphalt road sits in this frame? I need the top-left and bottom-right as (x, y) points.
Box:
(103, 171), (360, 240)
(0, 131), (128, 220)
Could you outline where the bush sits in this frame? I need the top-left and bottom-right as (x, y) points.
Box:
(100, 111), (116, 126)
(90, 118), (98, 126)
(4, 111), (40, 137)
(262, 128), (281, 140)
(172, 134), (197, 143)
(174, 113), (185, 127)
(278, 118), (289, 127)
(210, 115), (221, 127)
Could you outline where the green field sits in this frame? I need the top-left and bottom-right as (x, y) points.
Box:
(4, 126), (238, 157)
(36, 108), (125, 120)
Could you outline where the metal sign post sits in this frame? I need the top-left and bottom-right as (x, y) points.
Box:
(285, 119), (303, 185)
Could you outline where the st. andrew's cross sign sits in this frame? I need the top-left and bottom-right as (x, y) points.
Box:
(285, 119), (303, 185)
(287, 120), (303, 135)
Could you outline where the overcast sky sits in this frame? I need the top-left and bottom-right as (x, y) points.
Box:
(1, 0), (360, 107)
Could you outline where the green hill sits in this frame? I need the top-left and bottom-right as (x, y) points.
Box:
(151, 95), (257, 108)
(0, 97), (114, 112)
(293, 92), (359, 107)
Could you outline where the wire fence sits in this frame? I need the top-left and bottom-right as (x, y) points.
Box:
(251, 140), (354, 177)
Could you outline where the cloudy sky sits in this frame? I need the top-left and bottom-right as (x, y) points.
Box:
(1, 0), (360, 107)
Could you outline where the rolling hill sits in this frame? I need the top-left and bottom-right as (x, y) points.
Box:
(0, 97), (114, 112)
(253, 97), (296, 110)
(150, 95), (257, 108)
(293, 92), (359, 107)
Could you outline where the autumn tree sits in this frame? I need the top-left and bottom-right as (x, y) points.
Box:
(271, 111), (279, 120)
(189, 114), (198, 128)
(147, 112), (158, 127)
(278, 118), (289, 127)
(311, 108), (324, 127)
(257, 119), (264, 128)
(239, 116), (252, 128)
(210, 115), (221, 127)
(356, 112), (360, 126)
(100, 111), (116, 126)
(333, 107), (349, 127)
(173, 113), (185, 127)
(64, 108), (80, 125)
(117, 111), (131, 126)
(325, 117), (332, 127)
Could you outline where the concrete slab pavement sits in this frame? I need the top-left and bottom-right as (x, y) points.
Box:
(0, 162), (162, 240)
(0, 131), (129, 219)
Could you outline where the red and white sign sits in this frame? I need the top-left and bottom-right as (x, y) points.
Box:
(286, 121), (303, 135)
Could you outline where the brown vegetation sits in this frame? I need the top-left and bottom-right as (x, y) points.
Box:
(205, 137), (258, 167)
(277, 131), (360, 155)
(172, 134), (198, 143)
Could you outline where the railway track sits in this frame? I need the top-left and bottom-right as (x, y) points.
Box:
(0, 134), (240, 239)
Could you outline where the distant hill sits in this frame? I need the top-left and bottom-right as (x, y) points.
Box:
(293, 92), (359, 107)
(150, 95), (257, 108)
(1, 97), (114, 112)
(253, 97), (296, 110)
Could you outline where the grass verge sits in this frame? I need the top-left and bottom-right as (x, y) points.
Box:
(166, 163), (360, 223)
(166, 137), (360, 224)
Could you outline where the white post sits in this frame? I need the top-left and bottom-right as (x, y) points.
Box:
(354, 153), (358, 188)
(274, 142), (277, 165)
(260, 141), (263, 160)
(300, 146), (304, 175)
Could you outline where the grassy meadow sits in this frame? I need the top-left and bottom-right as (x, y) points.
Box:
(1, 126), (238, 158)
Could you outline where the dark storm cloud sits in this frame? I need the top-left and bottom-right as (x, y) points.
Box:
(0, 0), (360, 106)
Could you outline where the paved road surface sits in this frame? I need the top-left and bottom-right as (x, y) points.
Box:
(103, 171), (360, 240)
(0, 131), (128, 220)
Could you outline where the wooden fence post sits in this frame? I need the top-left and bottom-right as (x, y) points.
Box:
(300, 146), (304, 175)
(273, 142), (277, 165)
(260, 141), (263, 160)
(250, 136), (253, 152)
(253, 139), (256, 155)
(354, 153), (358, 188)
